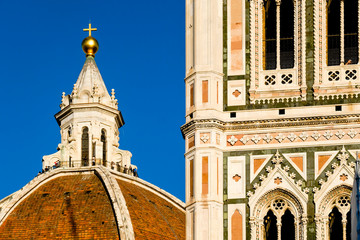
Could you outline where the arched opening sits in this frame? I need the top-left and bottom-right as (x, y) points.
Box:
(263, 0), (277, 70)
(81, 127), (89, 166)
(329, 207), (342, 239)
(281, 209), (295, 240)
(327, 0), (341, 65)
(101, 129), (107, 167)
(67, 127), (72, 139)
(264, 210), (277, 240)
(252, 189), (305, 240)
(344, 0), (358, 64)
(317, 186), (352, 239)
(280, 0), (294, 69)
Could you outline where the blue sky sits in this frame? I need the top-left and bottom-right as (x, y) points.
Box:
(0, 1), (185, 201)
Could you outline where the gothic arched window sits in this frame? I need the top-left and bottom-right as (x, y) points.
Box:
(263, 0), (294, 70)
(81, 127), (89, 166)
(101, 129), (107, 167)
(327, 0), (358, 65)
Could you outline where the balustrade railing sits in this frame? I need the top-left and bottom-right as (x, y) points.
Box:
(260, 68), (297, 89)
(324, 64), (360, 85)
(42, 160), (138, 177)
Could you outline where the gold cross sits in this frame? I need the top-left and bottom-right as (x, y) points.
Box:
(83, 23), (97, 37)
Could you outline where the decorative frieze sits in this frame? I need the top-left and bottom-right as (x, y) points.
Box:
(180, 114), (360, 136)
(226, 128), (360, 147)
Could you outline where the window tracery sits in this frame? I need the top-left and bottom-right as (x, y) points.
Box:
(314, 0), (360, 98)
(249, 189), (306, 240)
(249, 0), (306, 103)
(327, 196), (351, 240)
(315, 186), (352, 239)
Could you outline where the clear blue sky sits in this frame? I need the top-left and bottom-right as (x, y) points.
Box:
(0, 1), (185, 201)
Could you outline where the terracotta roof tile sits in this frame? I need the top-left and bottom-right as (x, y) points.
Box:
(0, 174), (119, 240)
(117, 179), (185, 240)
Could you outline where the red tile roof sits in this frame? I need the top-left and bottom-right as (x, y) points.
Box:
(117, 179), (185, 240)
(0, 174), (120, 240)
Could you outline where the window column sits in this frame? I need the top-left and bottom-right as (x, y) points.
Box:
(341, 0), (345, 64)
(276, 0), (281, 70)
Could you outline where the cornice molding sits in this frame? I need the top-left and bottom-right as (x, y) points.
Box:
(55, 103), (124, 128)
(181, 114), (360, 136)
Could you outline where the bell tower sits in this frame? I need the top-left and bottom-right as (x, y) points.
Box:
(183, 0), (360, 237)
(182, 0), (224, 239)
(43, 24), (132, 170)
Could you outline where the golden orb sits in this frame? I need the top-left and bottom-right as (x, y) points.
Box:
(82, 36), (99, 57)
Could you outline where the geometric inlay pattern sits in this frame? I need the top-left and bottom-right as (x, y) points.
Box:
(281, 74), (293, 84)
(345, 69), (357, 80)
(265, 75), (276, 85)
(227, 129), (360, 147)
(328, 71), (340, 81)
(274, 177), (282, 185)
(340, 174), (348, 182)
(233, 174), (242, 182)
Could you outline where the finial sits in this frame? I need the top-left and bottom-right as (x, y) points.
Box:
(83, 23), (97, 37)
(72, 84), (78, 96)
(60, 92), (66, 109)
(82, 23), (99, 57)
(111, 89), (116, 100)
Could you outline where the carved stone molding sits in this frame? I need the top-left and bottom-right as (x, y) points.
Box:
(226, 129), (360, 147)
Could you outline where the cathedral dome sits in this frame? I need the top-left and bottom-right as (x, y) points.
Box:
(0, 167), (185, 240)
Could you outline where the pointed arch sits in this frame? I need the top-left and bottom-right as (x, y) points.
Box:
(250, 188), (306, 240)
(316, 185), (352, 239)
